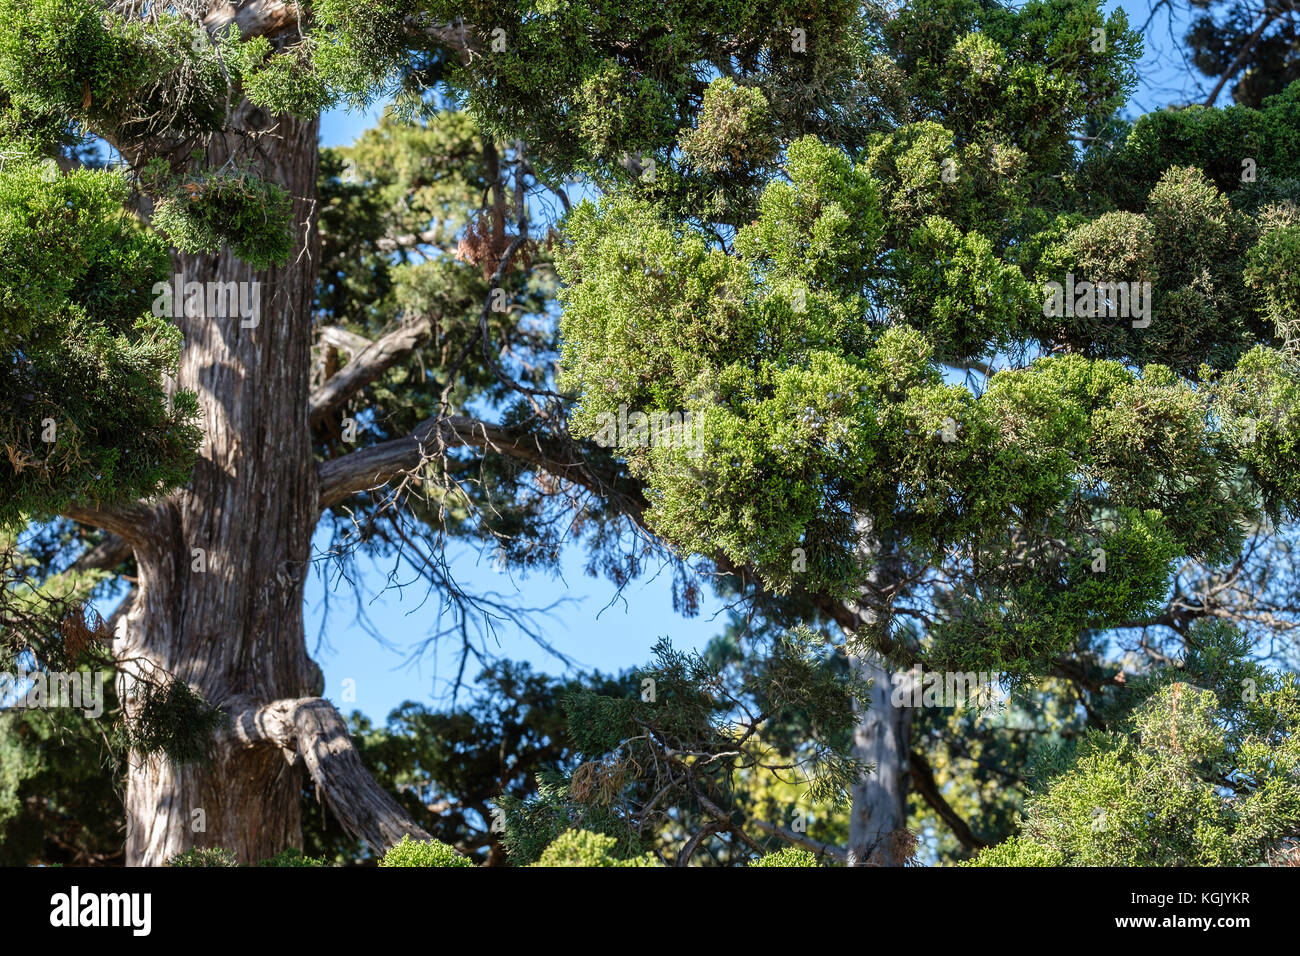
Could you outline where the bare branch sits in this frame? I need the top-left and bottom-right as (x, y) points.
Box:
(317, 326), (375, 357)
(908, 749), (989, 853)
(309, 315), (435, 428)
(317, 413), (648, 519)
(1203, 12), (1279, 107)
(675, 821), (724, 866)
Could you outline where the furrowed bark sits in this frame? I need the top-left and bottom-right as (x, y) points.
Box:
(113, 100), (389, 865)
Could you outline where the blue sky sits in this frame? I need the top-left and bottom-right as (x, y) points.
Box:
(310, 114), (728, 722)
(308, 0), (1202, 723)
(308, 96), (725, 716)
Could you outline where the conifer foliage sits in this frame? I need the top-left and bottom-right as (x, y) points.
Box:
(0, 0), (1299, 869)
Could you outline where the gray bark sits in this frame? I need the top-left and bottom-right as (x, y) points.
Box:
(847, 652), (915, 866)
(842, 525), (915, 867)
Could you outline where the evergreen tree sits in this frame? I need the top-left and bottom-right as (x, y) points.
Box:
(2, 0), (1299, 869)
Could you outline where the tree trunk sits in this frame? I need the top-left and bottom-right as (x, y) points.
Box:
(847, 652), (914, 866)
(115, 104), (324, 865)
(843, 524), (914, 867)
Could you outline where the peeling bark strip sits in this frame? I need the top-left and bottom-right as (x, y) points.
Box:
(229, 697), (432, 851)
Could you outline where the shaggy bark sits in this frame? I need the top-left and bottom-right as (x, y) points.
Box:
(100, 101), (425, 865)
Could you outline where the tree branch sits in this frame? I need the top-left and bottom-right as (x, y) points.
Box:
(309, 315), (435, 429)
(750, 819), (850, 862)
(71, 532), (134, 574)
(675, 821), (725, 866)
(909, 749), (989, 853)
(227, 696), (432, 853)
(317, 326), (375, 357)
(1203, 12), (1279, 107)
(317, 413), (648, 519)
(202, 1), (303, 39)
(62, 502), (159, 551)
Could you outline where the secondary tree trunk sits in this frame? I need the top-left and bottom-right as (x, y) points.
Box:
(115, 103), (323, 865)
(843, 524), (914, 867)
(847, 653), (914, 866)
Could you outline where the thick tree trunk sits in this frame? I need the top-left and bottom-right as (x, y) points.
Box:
(115, 104), (324, 865)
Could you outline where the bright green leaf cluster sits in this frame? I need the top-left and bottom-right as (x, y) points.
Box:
(378, 833), (475, 867)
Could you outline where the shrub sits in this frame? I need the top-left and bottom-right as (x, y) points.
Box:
(378, 834), (474, 867)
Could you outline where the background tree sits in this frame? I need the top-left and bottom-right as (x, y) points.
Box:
(1140, 0), (1300, 107)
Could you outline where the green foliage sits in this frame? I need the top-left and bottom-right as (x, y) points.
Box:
(256, 848), (332, 867)
(0, 699), (123, 865)
(1244, 216), (1300, 351)
(0, 0), (227, 150)
(500, 631), (863, 865)
(379, 834), (474, 867)
(300, 661), (633, 864)
(123, 677), (226, 766)
(227, 33), (331, 117)
(166, 847), (239, 867)
(748, 847), (820, 867)
(884, 0), (1140, 161)
(558, 63), (1300, 673)
(0, 157), (201, 529)
(968, 622), (1300, 866)
(0, 0), (1297, 875)
(1210, 345), (1300, 520)
(1090, 83), (1300, 211)
(679, 78), (779, 176)
(530, 829), (662, 867)
(141, 159), (295, 270)
(962, 835), (1065, 867)
(434, 1), (868, 178)
(1043, 165), (1256, 374)
(888, 214), (1037, 362)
